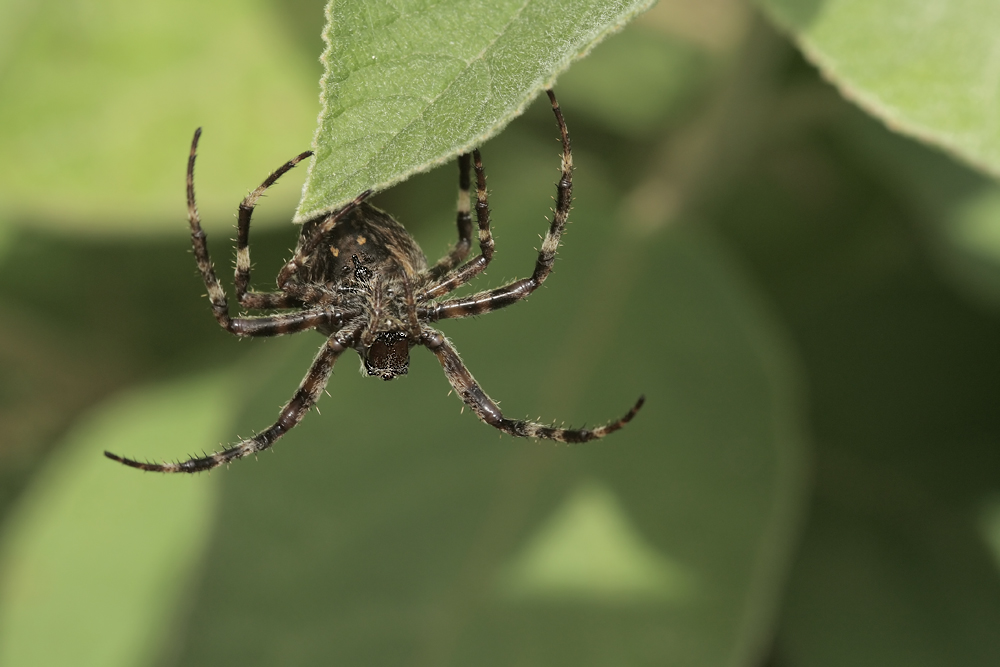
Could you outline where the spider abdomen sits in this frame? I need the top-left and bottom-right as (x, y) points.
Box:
(297, 203), (427, 286)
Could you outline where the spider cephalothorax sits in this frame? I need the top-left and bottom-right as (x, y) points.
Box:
(106, 90), (644, 473)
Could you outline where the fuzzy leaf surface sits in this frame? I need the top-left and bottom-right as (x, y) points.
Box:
(295, 0), (656, 220)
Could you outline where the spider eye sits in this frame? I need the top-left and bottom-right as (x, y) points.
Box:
(365, 332), (410, 380)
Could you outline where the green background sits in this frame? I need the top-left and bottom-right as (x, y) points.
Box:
(1, 0), (999, 665)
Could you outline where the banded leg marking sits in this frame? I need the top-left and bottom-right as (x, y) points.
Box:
(418, 149), (494, 300)
(422, 328), (644, 442)
(235, 149), (313, 308)
(426, 153), (473, 282)
(105, 336), (348, 473)
(185, 130), (306, 326)
(228, 309), (349, 337)
(186, 128), (234, 331)
(237, 291), (303, 310)
(420, 90), (573, 321)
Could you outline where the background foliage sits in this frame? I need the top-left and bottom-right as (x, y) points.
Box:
(2, 0), (1000, 665)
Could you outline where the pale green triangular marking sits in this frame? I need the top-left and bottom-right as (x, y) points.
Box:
(499, 480), (695, 603)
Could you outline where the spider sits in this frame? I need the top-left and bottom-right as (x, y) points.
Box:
(105, 90), (644, 473)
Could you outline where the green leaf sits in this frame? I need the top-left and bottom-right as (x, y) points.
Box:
(295, 0), (657, 221)
(0, 375), (231, 667)
(708, 67), (1000, 666)
(499, 481), (697, 602)
(835, 104), (1000, 307)
(0, 0), (320, 232)
(555, 25), (711, 137)
(757, 0), (1000, 179)
(0, 215), (12, 268)
(778, 497), (1000, 667)
(173, 123), (808, 665)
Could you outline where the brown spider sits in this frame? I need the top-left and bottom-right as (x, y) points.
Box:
(105, 90), (644, 473)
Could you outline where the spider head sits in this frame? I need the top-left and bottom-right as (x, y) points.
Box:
(364, 331), (411, 381)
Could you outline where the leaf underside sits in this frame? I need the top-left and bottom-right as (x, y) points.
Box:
(295, 0), (657, 221)
(757, 0), (1000, 180)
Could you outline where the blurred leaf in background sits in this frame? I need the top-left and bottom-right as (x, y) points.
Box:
(0, 0), (320, 232)
(759, 0), (1000, 178)
(0, 375), (229, 666)
(758, 0), (1000, 311)
(0, 0), (327, 515)
(1, 0), (1000, 666)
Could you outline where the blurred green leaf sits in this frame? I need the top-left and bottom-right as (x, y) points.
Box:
(499, 480), (695, 603)
(172, 120), (807, 665)
(295, 0), (657, 220)
(556, 26), (710, 137)
(834, 105), (1000, 307)
(0, 375), (231, 667)
(710, 59), (1000, 665)
(917, 181), (1000, 307)
(980, 497), (1000, 573)
(952, 191), (1000, 261)
(0, 0), (319, 232)
(757, 0), (1000, 179)
(0, 217), (11, 268)
(0, 221), (290, 503)
(778, 497), (1000, 667)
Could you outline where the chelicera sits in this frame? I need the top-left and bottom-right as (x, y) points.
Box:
(105, 90), (644, 473)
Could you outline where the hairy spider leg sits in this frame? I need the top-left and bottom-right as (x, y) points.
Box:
(420, 90), (572, 322)
(186, 129), (327, 333)
(105, 335), (350, 472)
(422, 328), (644, 442)
(228, 309), (357, 337)
(234, 143), (314, 310)
(108, 88), (642, 474)
(417, 148), (494, 300)
(425, 153), (473, 281)
(276, 190), (373, 289)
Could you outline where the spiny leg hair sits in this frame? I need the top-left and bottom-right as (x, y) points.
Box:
(422, 328), (644, 442)
(228, 309), (357, 338)
(425, 153), (473, 281)
(418, 148), (493, 299)
(104, 336), (349, 472)
(419, 90), (643, 441)
(186, 128), (318, 330)
(235, 143), (314, 310)
(420, 89), (572, 322)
